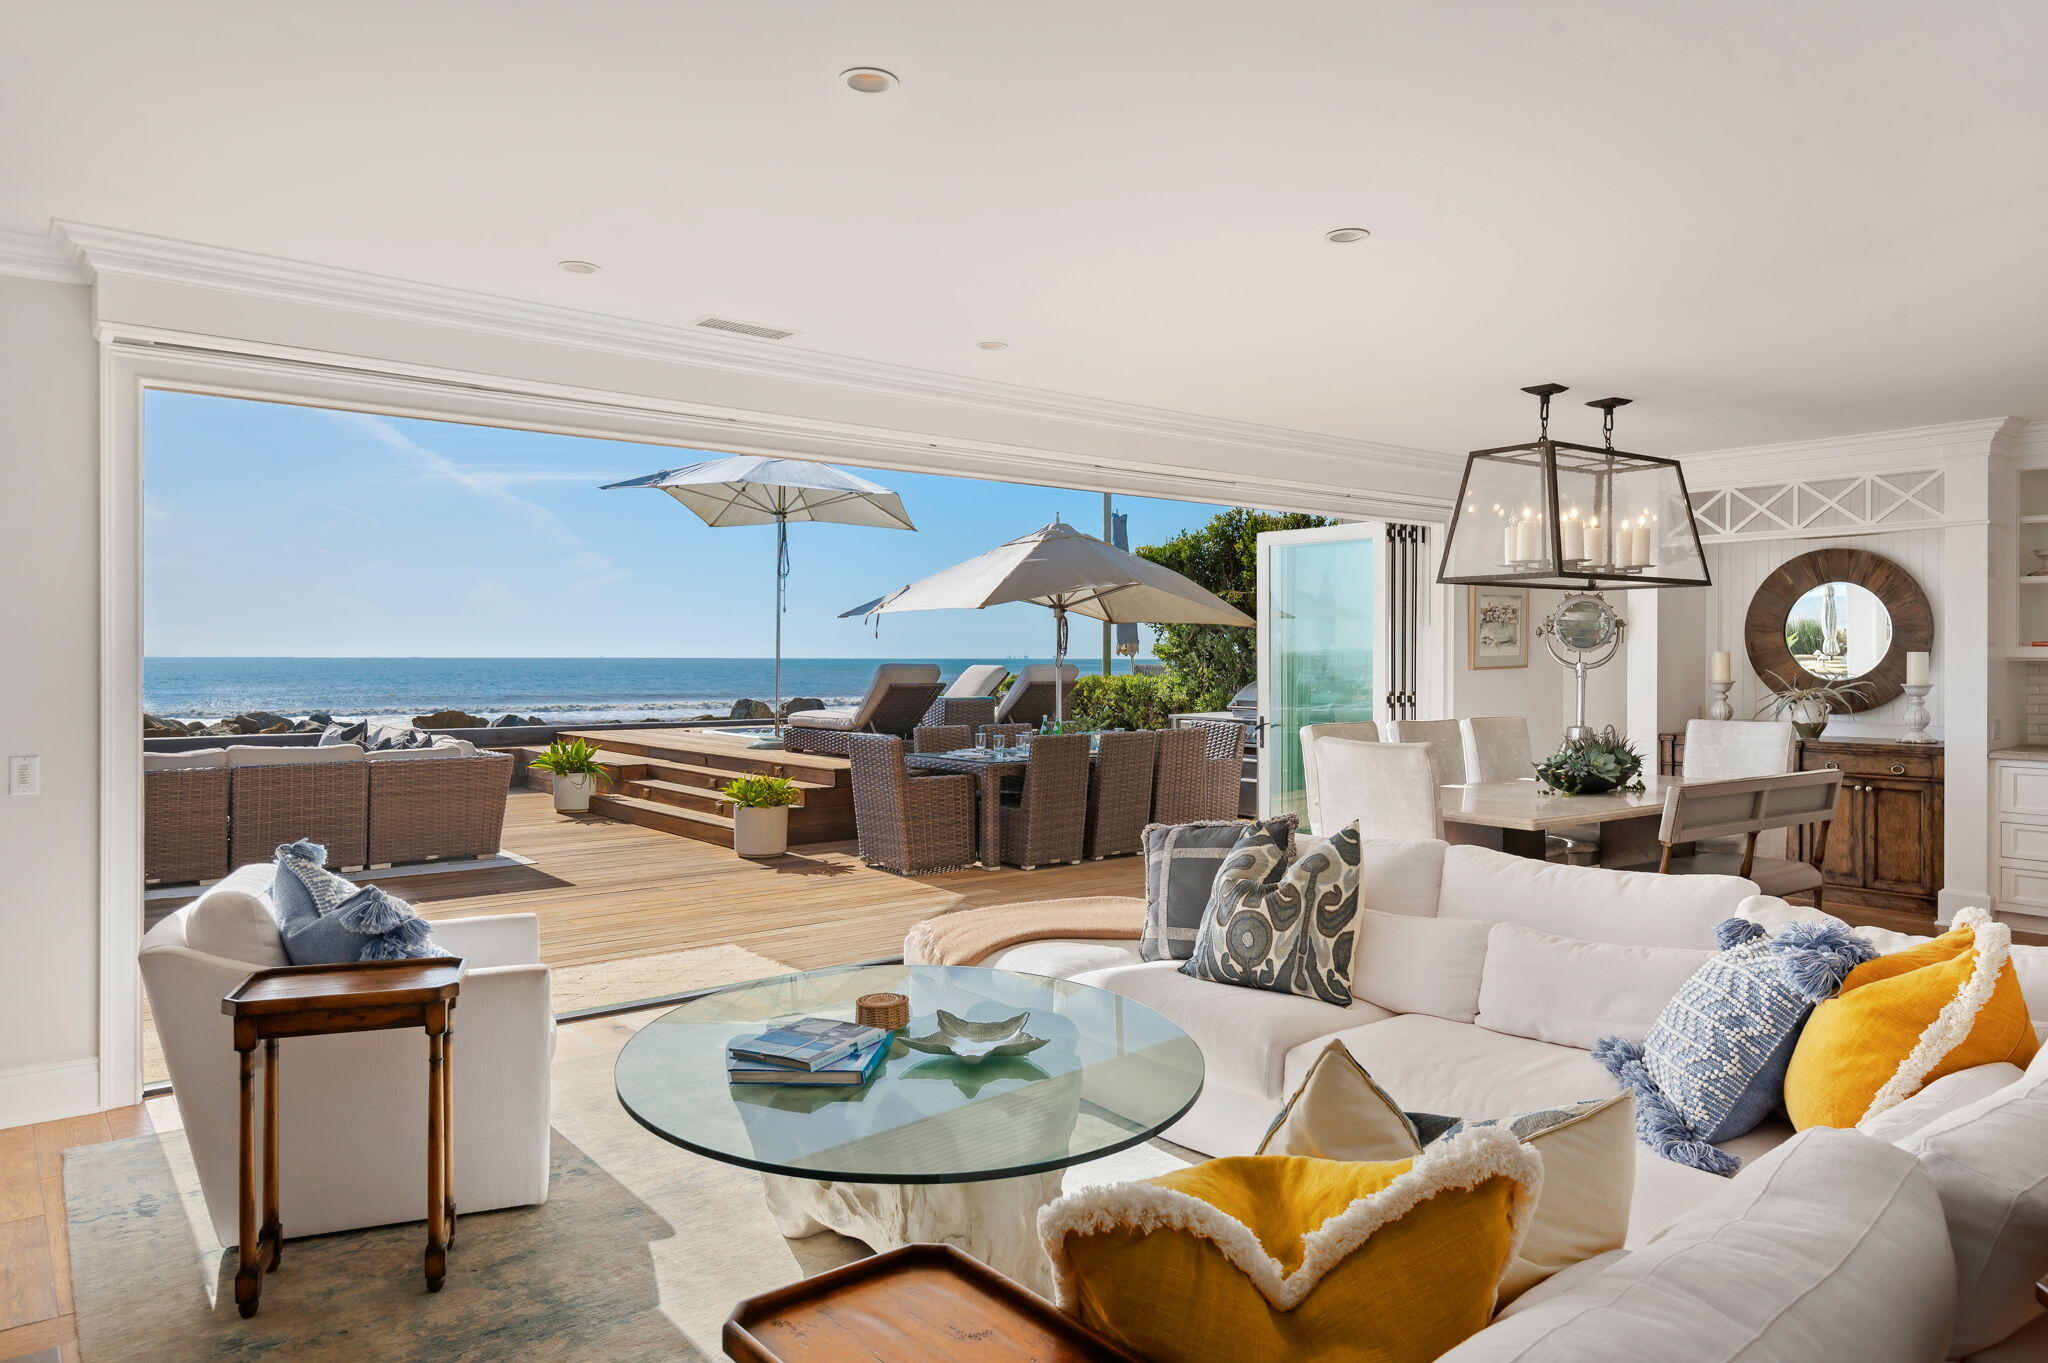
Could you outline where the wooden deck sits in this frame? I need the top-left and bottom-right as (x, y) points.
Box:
(326, 787), (1142, 973)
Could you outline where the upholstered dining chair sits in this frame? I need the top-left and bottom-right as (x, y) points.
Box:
(1611, 768), (1843, 909)
(1298, 722), (1379, 835)
(847, 733), (978, 874)
(1085, 729), (1159, 859)
(1462, 716), (1596, 864)
(1682, 719), (1798, 781)
(1308, 737), (1444, 840)
(1000, 733), (1091, 868)
(1383, 718), (1467, 792)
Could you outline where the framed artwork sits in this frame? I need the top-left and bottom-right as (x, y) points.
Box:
(1467, 586), (1530, 669)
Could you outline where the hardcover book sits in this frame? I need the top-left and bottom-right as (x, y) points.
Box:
(728, 1037), (891, 1087)
(727, 1016), (887, 1072)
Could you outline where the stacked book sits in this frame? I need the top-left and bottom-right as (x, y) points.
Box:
(727, 1016), (891, 1087)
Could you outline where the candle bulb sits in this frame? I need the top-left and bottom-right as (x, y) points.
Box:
(1559, 508), (1581, 562)
(1906, 651), (1930, 686)
(1710, 650), (1733, 684)
(1514, 507), (1540, 564)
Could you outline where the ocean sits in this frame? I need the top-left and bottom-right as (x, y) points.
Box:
(143, 656), (1158, 724)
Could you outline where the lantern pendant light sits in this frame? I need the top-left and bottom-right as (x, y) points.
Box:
(1435, 384), (1711, 590)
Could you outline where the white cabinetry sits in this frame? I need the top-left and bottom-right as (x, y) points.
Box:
(1995, 759), (2048, 913)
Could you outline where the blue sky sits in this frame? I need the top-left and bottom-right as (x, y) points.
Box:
(144, 391), (1231, 657)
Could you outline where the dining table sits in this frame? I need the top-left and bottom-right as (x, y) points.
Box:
(1437, 774), (1683, 867)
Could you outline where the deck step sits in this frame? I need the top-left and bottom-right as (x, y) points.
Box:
(590, 794), (736, 846)
(559, 729), (847, 782)
(623, 778), (738, 814)
(634, 758), (837, 795)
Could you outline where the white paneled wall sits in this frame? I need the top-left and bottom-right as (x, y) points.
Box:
(1702, 528), (1944, 738)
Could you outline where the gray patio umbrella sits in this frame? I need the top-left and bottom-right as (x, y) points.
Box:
(841, 520), (1253, 722)
(604, 456), (915, 730)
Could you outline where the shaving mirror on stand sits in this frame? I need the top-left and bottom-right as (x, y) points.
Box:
(1537, 593), (1625, 745)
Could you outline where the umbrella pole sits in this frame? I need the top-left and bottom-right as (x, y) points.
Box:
(1053, 604), (1067, 727)
(773, 514), (786, 735)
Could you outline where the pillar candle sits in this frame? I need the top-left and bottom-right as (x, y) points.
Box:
(1710, 650), (1732, 683)
(1558, 515), (1581, 562)
(1905, 651), (1930, 686)
(1515, 515), (1540, 564)
(1502, 522), (1518, 565)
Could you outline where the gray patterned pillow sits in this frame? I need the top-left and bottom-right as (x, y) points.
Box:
(1140, 816), (1296, 962)
(1182, 820), (1361, 1005)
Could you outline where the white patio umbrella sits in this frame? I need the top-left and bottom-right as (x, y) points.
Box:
(841, 520), (1253, 722)
(604, 456), (915, 730)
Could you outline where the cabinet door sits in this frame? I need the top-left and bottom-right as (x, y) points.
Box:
(1864, 779), (1940, 899)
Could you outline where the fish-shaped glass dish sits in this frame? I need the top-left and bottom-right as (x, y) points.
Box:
(898, 1009), (1049, 1063)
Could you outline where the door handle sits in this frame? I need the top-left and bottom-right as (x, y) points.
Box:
(1890, 763), (1906, 775)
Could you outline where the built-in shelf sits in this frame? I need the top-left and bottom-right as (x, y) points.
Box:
(2023, 515), (2048, 524)
(2009, 648), (2048, 660)
(2020, 576), (2048, 586)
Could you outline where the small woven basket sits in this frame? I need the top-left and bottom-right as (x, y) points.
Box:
(855, 992), (910, 1030)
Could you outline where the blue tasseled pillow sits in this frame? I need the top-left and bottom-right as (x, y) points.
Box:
(270, 840), (440, 965)
(1595, 917), (1875, 1177)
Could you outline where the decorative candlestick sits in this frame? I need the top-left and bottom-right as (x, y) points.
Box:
(1899, 682), (1935, 744)
(1707, 680), (1734, 722)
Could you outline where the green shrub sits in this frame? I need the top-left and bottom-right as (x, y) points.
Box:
(1067, 673), (1195, 731)
(719, 774), (803, 808)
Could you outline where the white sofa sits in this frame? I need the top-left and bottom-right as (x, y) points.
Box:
(140, 864), (556, 1244)
(909, 842), (2048, 1359)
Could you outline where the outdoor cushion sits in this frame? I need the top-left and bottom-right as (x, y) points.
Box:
(977, 937), (1144, 979)
(1437, 844), (1752, 948)
(363, 737), (479, 760)
(1436, 1129), (1956, 1363)
(1348, 909), (1488, 1022)
(786, 706), (861, 730)
(181, 864), (288, 967)
(1140, 816), (1294, 962)
(318, 719), (368, 745)
(1478, 923), (1711, 1051)
(225, 743), (364, 766)
(942, 663), (1009, 698)
(364, 721), (434, 751)
(143, 748), (227, 769)
(1183, 820), (1360, 1005)
(1074, 960), (1389, 1101)
(789, 663), (942, 730)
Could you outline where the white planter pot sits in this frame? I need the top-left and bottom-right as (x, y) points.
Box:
(732, 805), (791, 858)
(552, 771), (596, 813)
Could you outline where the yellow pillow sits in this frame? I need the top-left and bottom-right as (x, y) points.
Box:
(1785, 907), (2039, 1130)
(1040, 1126), (1540, 1363)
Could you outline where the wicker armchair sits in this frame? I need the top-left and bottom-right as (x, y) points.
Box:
(912, 725), (973, 753)
(145, 767), (231, 884)
(922, 696), (1000, 728)
(998, 733), (1090, 869)
(1149, 726), (1208, 825)
(847, 734), (978, 875)
(366, 751), (515, 865)
(1085, 730), (1159, 859)
(1181, 718), (1247, 818)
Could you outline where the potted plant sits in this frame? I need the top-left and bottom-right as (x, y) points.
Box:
(1534, 727), (1645, 796)
(529, 738), (611, 813)
(721, 774), (802, 857)
(1754, 673), (1871, 740)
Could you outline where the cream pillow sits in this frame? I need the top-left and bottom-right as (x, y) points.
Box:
(183, 884), (288, 967)
(1856, 1063), (2024, 1143)
(1259, 1040), (1634, 1304)
(1476, 923), (1709, 1051)
(1350, 910), (1490, 1022)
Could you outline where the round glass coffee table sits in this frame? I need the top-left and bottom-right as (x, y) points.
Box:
(615, 963), (1203, 1288)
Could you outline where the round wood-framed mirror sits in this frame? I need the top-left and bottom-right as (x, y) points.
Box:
(1742, 547), (1932, 712)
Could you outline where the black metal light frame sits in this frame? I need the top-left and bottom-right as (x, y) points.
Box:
(1435, 384), (1711, 591)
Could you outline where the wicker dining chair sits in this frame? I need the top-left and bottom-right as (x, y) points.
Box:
(846, 733), (978, 875)
(999, 733), (1091, 869)
(1085, 730), (1159, 859)
(1149, 726), (1209, 825)
(912, 724), (974, 753)
(1179, 718), (1247, 819)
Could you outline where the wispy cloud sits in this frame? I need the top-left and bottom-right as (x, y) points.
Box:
(326, 411), (625, 590)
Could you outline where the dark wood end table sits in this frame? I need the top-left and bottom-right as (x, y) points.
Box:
(222, 956), (466, 1317)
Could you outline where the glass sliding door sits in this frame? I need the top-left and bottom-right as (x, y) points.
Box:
(1256, 521), (1429, 821)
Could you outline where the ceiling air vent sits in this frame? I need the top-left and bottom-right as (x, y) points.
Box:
(691, 315), (799, 341)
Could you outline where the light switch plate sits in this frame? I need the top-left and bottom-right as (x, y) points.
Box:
(8, 755), (39, 796)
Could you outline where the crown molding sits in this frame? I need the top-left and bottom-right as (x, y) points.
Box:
(1677, 417), (2015, 488)
(59, 220), (1455, 480)
(0, 225), (86, 284)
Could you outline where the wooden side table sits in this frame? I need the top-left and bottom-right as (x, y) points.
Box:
(222, 956), (466, 1318)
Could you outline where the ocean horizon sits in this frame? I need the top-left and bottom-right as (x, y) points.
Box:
(143, 656), (1160, 724)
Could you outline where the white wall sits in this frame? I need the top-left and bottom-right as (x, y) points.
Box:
(1448, 588), (1618, 758)
(0, 276), (103, 1124)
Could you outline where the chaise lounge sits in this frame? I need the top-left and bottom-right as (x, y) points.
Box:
(782, 663), (946, 755)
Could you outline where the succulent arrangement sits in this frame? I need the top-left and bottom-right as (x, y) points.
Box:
(1534, 727), (1645, 796)
(1753, 671), (1872, 739)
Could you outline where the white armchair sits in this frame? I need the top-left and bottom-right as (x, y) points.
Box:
(139, 864), (555, 1245)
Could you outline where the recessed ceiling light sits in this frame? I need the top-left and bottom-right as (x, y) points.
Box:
(976, 341), (1008, 351)
(558, 259), (601, 274)
(841, 67), (899, 94)
(1324, 228), (1371, 243)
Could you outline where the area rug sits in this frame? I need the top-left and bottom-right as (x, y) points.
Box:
(547, 944), (795, 1016)
(65, 1052), (1187, 1361)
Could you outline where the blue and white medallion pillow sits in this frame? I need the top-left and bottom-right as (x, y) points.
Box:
(1595, 917), (1875, 1175)
(1181, 820), (1361, 1005)
(271, 840), (441, 966)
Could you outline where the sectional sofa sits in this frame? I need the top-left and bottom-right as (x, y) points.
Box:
(906, 841), (2048, 1360)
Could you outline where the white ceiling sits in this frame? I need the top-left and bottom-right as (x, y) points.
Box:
(6, 0), (2047, 456)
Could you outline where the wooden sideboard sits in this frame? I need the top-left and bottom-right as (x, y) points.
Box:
(1657, 733), (1943, 919)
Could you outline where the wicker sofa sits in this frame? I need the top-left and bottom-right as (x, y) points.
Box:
(144, 739), (513, 883)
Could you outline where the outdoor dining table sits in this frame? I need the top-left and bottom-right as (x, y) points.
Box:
(903, 743), (1097, 870)
(1438, 775), (1683, 867)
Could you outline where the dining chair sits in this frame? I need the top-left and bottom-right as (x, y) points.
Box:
(1149, 726), (1209, 825)
(999, 733), (1091, 868)
(1298, 722), (1379, 835)
(1681, 719), (1798, 780)
(1085, 730), (1159, 859)
(846, 733), (978, 875)
(1384, 719), (1467, 792)
(1462, 716), (1596, 864)
(1308, 737), (1444, 840)
(911, 724), (972, 753)
(1610, 769), (1843, 908)
(1179, 718), (1246, 818)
